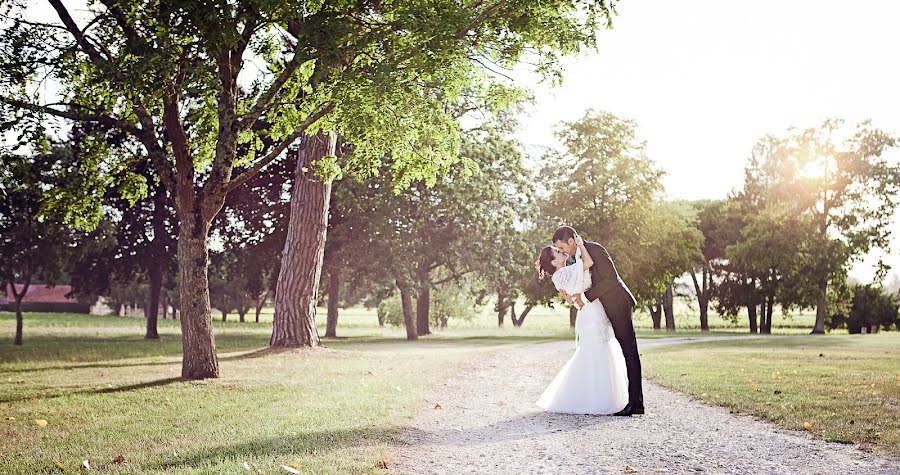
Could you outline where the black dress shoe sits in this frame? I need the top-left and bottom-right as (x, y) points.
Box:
(613, 403), (645, 416)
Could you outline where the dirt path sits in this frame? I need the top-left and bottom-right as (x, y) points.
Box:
(390, 339), (898, 474)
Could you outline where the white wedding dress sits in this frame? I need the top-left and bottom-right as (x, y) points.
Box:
(537, 250), (629, 415)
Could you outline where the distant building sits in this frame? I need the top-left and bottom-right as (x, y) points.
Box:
(1, 284), (92, 313)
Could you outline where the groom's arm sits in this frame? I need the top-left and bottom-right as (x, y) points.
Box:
(581, 242), (621, 304)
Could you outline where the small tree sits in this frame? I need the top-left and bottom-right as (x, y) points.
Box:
(0, 147), (78, 345)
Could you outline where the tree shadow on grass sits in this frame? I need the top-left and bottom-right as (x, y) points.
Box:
(152, 426), (387, 471)
(0, 376), (184, 403)
(396, 411), (620, 448)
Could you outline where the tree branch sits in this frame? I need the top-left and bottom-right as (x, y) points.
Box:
(0, 95), (141, 135)
(226, 103), (334, 192)
(47, 0), (108, 65)
(235, 43), (309, 132)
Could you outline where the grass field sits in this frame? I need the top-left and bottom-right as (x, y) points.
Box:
(0, 304), (864, 473)
(643, 333), (900, 456)
(1, 312), (555, 474)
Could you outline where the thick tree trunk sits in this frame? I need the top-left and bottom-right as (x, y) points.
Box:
(377, 312), (385, 327)
(698, 303), (709, 332)
(663, 284), (676, 332)
(496, 291), (507, 327)
(145, 264), (162, 339)
(691, 267), (710, 331)
(397, 280), (418, 340)
(325, 270), (339, 338)
(160, 291), (168, 319)
(254, 290), (267, 323)
(221, 311), (227, 322)
(650, 300), (662, 330)
(764, 294), (774, 334)
(238, 309), (246, 322)
(416, 278), (431, 336)
(569, 306), (577, 328)
(271, 133), (336, 348)
(13, 296), (24, 346)
(11, 279), (31, 345)
(748, 302), (758, 334)
(176, 224), (219, 379)
(510, 302), (533, 327)
(812, 279), (827, 334)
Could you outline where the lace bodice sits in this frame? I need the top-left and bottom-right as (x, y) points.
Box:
(551, 249), (592, 295)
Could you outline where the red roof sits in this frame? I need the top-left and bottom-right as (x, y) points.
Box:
(3, 284), (78, 304)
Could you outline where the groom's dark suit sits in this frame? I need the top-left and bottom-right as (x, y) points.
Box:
(581, 241), (643, 409)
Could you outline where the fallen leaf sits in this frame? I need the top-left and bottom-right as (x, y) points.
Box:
(773, 390), (782, 395)
(434, 404), (442, 410)
(82, 459), (91, 470)
(112, 455), (126, 465)
(376, 459), (389, 470)
(289, 463), (303, 469)
(394, 386), (402, 392)
(700, 393), (708, 398)
(54, 461), (65, 470)
(242, 462), (253, 471)
(625, 466), (638, 473)
(35, 419), (48, 427)
(655, 469), (669, 473)
(803, 421), (812, 430)
(280, 465), (301, 474)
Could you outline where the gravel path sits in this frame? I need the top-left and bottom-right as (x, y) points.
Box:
(390, 338), (899, 475)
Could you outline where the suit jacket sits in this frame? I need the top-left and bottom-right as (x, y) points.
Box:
(582, 241), (636, 313)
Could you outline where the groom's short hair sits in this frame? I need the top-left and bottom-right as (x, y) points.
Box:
(552, 226), (577, 243)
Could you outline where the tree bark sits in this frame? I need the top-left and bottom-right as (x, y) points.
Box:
(176, 222), (219, 379)
(764, 293), (774, 334)
(416, 277), (431, 336)
(325, 270), (339, 338)
(748, 302), (758, 334)
(496, 291), (507, 327)
(812, 279), (827, 334)
(569, 306), (577, 328)
(397, 279), (418, 340)
(663, 283), (676, 332)
(270, 133), (336, 348)
(10, 278), (31, 345)
(145, 263), (162, 339)
(510, 302), (533, 327)
(221, 311), (227, 322)
(650, 300), (662, 330)
(160, 291), (168, 319)
(690, 267), (710, 332)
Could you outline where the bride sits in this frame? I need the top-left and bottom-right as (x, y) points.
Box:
(535, 234), (629, 415)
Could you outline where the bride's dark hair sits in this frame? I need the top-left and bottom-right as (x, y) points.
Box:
(537, 246), (558, 279)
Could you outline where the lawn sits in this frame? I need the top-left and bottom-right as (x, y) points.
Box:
(0, 304), (851, 474)
(642, 333), (900, 456)
(0, 312), (554, 474)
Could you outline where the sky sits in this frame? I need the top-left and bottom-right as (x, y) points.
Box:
(9, 0), (900, 281)
(512, 0), (900, 282)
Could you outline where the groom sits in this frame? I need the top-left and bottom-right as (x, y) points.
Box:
(553, 225), (644, 416)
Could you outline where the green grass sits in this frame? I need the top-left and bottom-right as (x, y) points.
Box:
(0, 304), (855, 473)
(0, 312), (546, 474)
(643, 333), (900, 456)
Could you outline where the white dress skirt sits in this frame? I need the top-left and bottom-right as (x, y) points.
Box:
(538, 260), (629, 415)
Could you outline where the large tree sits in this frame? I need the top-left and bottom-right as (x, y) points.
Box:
(538, 109), (667, 308)
(1, 1), (617, 377)
(738, 122), (900, 333)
